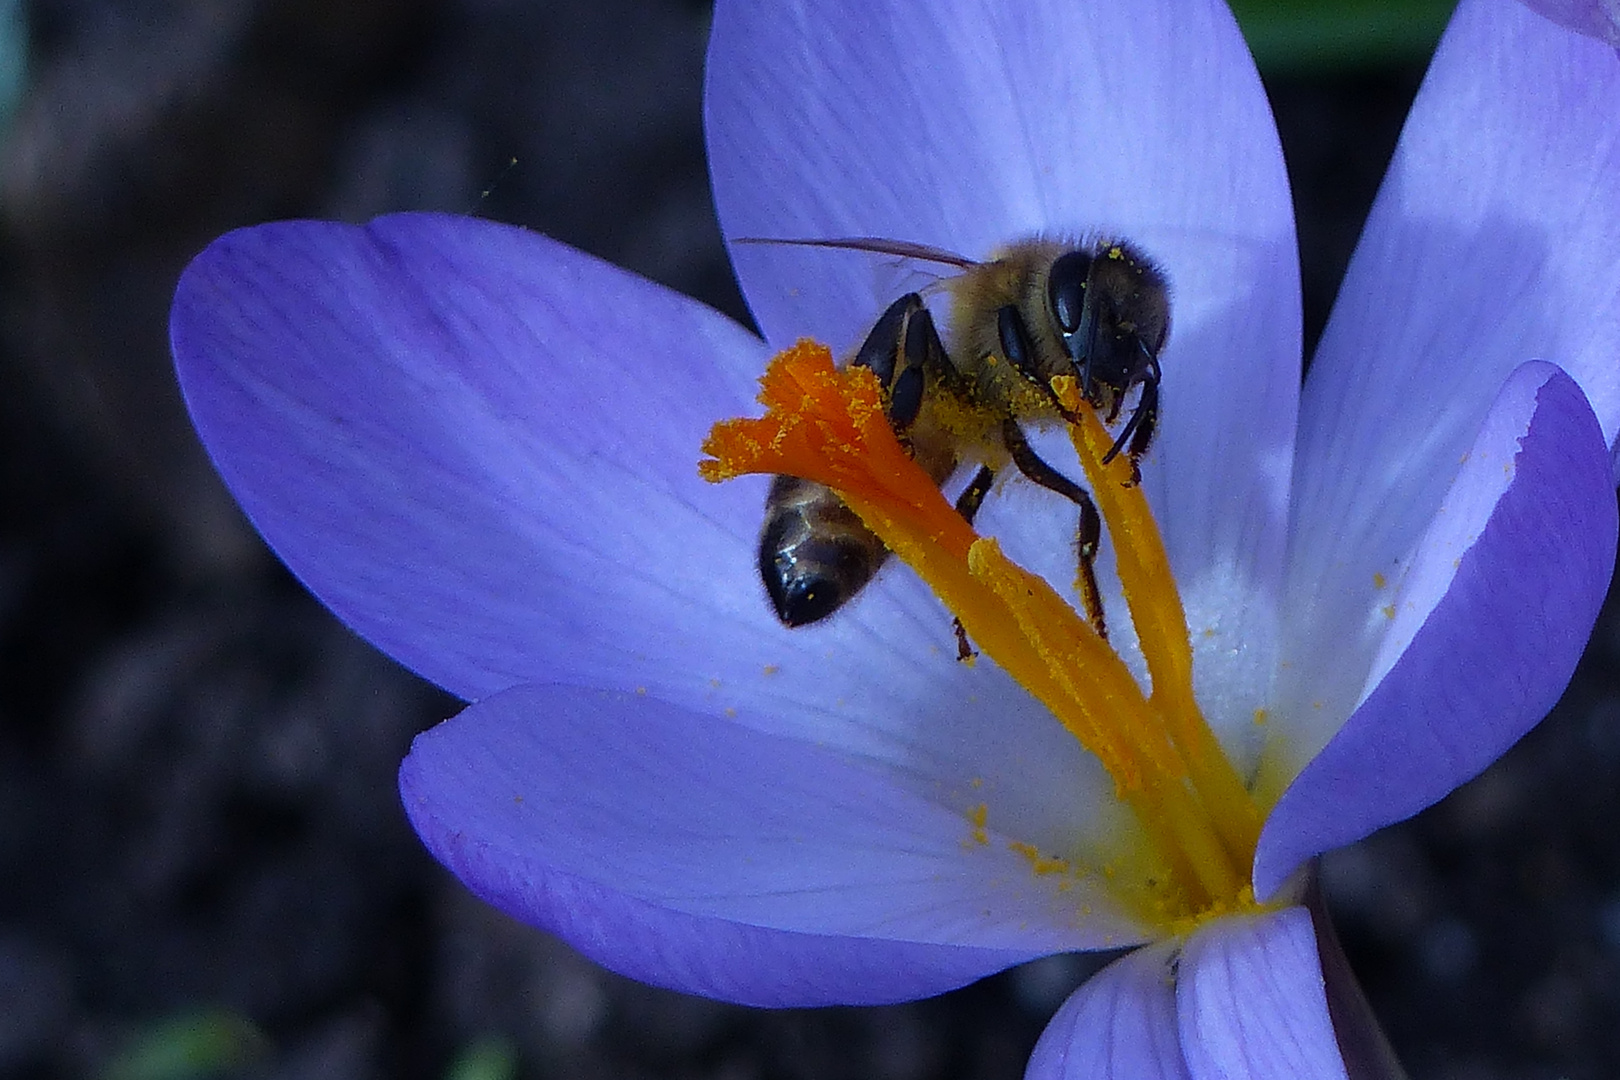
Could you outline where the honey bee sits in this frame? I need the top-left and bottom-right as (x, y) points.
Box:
(753, 236), (1170, 633)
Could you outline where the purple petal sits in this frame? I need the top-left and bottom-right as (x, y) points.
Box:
(1285, 0), (1620, 715)
(1024, 941), (1190, 1080)
(706, 0), (1303, 691)
(436, 852), (1020, 1008)
(1256, 364), (1616, 897)
(401, 682), (1156, 1004)
(172, 213), (784, 702)
(1177, 906), (1349, 1080)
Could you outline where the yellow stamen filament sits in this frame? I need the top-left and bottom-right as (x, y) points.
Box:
(1059, 383), (1264, 874)
(702, 341), (1262, 923)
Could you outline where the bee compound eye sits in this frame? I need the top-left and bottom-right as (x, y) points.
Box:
(1046, 251), (1095, 336)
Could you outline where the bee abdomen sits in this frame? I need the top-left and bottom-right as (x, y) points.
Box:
(759, 475), (889, 626)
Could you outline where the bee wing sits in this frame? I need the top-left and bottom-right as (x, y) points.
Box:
(731, 236), (981, 270)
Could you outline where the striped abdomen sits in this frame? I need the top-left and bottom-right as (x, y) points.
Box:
(758, 475), (891, 626)
(757, 291), (956, 626)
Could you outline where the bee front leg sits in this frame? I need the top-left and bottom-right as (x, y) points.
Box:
(1124, 359), (1160, 480)
(1121, 377), (1158, 486)
(1101, 353), (1160, 486)
(1000, 420), (1107, 640)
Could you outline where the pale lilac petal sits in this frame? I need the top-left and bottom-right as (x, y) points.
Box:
(172, 213), (770, 702)
(1028, 899), (1395, 1080)
(1285, 0), (1620, 712)
(401, 683), (1156, 1003)
(1256, 365), (1616, 896)
(706, 0), (1302, 713)
(1178, 907), (1348, 1080)
(1024, 941), (1189, 1080)
(706, 0), (1293, 350)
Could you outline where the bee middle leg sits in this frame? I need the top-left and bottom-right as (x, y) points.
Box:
(938, 465), (997, 662)
(999, 420), (1107, 640)
(953, 465), (995, 523)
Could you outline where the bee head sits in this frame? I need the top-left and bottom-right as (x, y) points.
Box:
(1046, 244), (1169, 405)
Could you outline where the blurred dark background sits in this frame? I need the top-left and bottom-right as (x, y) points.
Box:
(0, 1), (1617, 1077)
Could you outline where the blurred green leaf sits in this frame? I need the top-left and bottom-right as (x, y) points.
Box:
(1230, 0), (1457, 71)
(444, 1036), (519, 1080)
(0, 0), (24, 147)
(100, 1011), (267, 1080)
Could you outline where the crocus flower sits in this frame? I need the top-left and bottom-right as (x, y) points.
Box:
(169, 0), (1620, 1075)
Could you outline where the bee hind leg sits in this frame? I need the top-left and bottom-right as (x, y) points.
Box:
(851, 292), (949, 434)
(850, 293), (916, 389)
(1000, 420), (1107, 640)
(757, 295), (957, 629)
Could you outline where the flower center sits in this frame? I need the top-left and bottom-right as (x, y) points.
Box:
(701, 340), (1265, 928)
